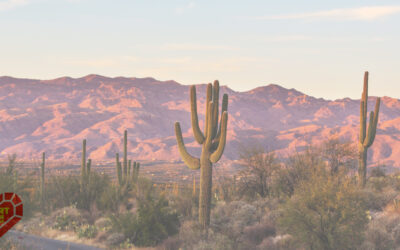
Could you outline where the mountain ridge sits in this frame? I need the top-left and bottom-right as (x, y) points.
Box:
(0, 75), (399, 168)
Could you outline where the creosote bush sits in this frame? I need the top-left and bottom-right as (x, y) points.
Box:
(110, 194), (180, 247)
(279, 167), (368, 250)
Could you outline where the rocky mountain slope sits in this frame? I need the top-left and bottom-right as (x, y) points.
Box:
(0, 75), (399, 167)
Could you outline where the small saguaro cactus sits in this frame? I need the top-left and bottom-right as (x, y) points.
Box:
(116, 153), (122, 186)
(123, 130), (128, 179)
(81, 139), (92, 189)
(358, 71), (380, 187)
(40, 152), (45, 208)
(175, 80), (228, 229)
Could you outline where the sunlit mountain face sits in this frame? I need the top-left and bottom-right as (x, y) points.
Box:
(0, 75), (399, 168)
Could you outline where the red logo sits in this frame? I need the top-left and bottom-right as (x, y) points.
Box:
(0, 192), (23, 238)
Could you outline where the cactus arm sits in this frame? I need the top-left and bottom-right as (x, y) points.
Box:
(363, 72), (368, 115)
(204, 83), (213, 134)
(364, 111), (375, 147)
(190, 86), (205, 144)
(366, 98), (381, 147)
(175, 122), (200, 170)
(359, 101), (365, 144)
(87, 159), (91, 175)
(215, 94), (229, 142)
(210, 111), (228, 163)
(212, 80), (219, 138)
(205, 101), (214, 145)
(369, 98), (381, 144)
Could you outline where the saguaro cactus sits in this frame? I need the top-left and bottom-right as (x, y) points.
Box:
(175, 80), (228, 228)
(40, 152), (45, 208)
(123, 130), (128, 179)
(358, 71), (380, 187)
(81, 139), (92, 189)
(116, 153), (122, 186)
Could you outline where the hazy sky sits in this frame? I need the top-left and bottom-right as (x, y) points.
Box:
(0, 0), (399, 100)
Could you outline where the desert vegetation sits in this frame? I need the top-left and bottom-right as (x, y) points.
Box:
(1, 73), (400, 250)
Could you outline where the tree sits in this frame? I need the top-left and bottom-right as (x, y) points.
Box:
(320, 137), (357, 175)
(238, 145), (280, 198)
(274, 146), (324, 198)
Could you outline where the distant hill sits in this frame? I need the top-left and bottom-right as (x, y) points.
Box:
(0, 75), (399, 168)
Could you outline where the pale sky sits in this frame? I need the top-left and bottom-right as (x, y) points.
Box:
(0, 0), (399, 100)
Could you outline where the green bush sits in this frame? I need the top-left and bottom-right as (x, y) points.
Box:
(45, 175), (81, 210)
(279, 168), (368, 250)
(77, 224), (98, 239)
(45, 172), (112, 212)
(53, 210), (79, 231)
(110, 194), (180, 247)
(0, 154), (38, 220)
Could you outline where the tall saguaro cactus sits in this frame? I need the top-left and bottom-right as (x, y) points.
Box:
(175, 80), (228, 228)
(358, 71), (380, 187)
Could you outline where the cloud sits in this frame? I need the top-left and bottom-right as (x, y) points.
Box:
(256, 5), (400, 21)
(162, 43), (237, 51)
(175, 1), (195, 14)
(0, 0), (31, 11)
(65, 58), (117, 67)
(262, 35), (312, 42)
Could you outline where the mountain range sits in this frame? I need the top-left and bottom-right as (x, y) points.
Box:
(0, 75), (399, 168)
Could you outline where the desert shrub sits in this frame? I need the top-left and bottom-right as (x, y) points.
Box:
(200, 199), (278, 250)
(134, 195), (180, 246)
(214, 176), (237, 202)
(175, 220), (204, 249)
(45, 175), (80, 210)
(97, 184), (122, 212)
(370, 166), (387, 177)
(242, 222), (276, 246)
(362, 213), (400, 250)
(360, 189), (388, 211)
(279, 168), (368, 250)
(46, 171), (112, 213)
(368, 176), (389, 192)
(168, 186), (197, 219)
(319, 137), (357, 174)
(49, 206), (88, 231)
(0, 154), (38, 219)
(76, 224), (98, 239)
(273, 147), (325, 198)
(157, 236), (182, 250)
(94, 217), (112, 232)
(105, 233), (125, 246)
(51, 206), (88, 231)
(193, 233), (236, 250)
(77, 171), (112, 211)
(237, 145), (280, 199)
(110, 194), (180, 247)
(257, 235), (296, 250)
